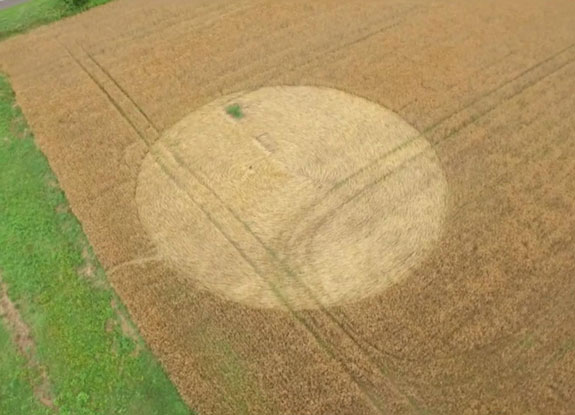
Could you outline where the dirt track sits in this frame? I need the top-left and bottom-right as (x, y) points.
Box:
(1, 0), (575, 413)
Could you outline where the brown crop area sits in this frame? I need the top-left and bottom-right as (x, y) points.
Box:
(1, 0), (574, 413)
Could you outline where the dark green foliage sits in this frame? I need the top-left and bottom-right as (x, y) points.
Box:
(62, 0), (89, 10)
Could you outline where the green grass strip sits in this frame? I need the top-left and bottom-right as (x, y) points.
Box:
(0, 320), (51, 415)
(0, 0), (111, 40)
(0, 74), (193, 415)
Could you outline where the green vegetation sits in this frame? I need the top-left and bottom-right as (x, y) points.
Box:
(226, 103), (244, 119)
(0, 320), (52, 415)
(62, 0), (90, 10)
(0, 2), (193, 413)
(0, 74), (193, 414)
(0, 0), (110, 40)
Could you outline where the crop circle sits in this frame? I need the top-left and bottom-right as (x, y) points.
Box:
(136, 86), (447, 310)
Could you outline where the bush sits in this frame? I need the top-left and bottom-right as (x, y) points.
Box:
(225, 103), (244, 119)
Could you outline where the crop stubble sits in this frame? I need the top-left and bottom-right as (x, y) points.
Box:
(1, 0), (574, 413)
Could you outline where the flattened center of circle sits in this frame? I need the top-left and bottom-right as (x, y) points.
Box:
(136, 86), (447, 310)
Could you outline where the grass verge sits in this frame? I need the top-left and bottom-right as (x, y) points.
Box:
(0, 0), (110, 40)
(0, 319), (51, 415)
(0, 74), (193, 414)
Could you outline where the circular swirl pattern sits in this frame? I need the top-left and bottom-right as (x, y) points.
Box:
(136, 86), (447, 310)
